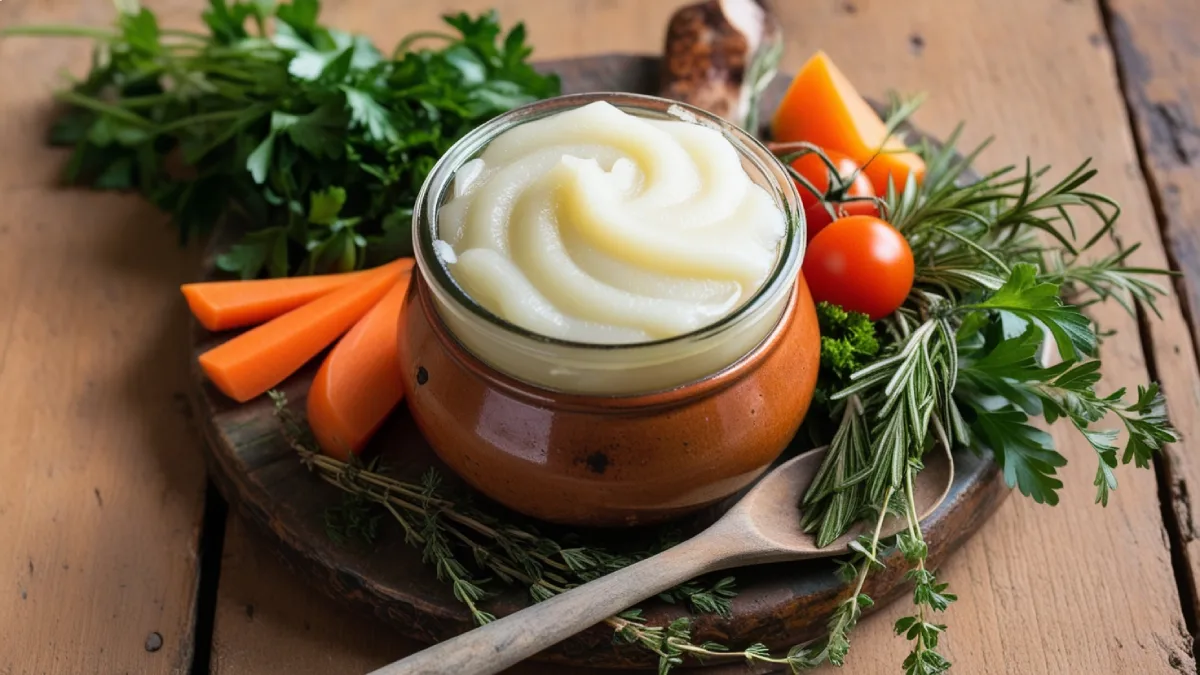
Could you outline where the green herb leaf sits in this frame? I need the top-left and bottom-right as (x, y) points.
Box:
(275, 104), (347, 159)
(307, 185), (346, 224)
(968, 263), (1097, 359)
(245, 132), (276, 185)
(342, 86), (399, 144)
(1120, 384), (1178, 468)
(216, 226), (289, 279)
(971, 405), (1066, 505)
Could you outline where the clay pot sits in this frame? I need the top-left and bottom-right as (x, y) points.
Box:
(398, 273), (819, 527)
(396, 92), (817, 526)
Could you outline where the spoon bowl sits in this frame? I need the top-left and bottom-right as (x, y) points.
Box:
(728, 442), (955, 557)
(372, 444), (956, 675)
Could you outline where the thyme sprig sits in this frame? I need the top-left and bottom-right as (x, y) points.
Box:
(273, 391), (852, 672)
(894, 464), (955, 675)
(274, 393), (740, 619)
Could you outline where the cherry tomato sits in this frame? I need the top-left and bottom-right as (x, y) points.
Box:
(804, 199), (881, 243)
(789, 149), (874, 210)
(803, 215), (914, 320)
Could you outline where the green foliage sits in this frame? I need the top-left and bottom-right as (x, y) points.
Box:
(323, 493), (383, 546)
(4, 0), (560, 278)
(816, 302), (881, 398)
(794, 96), (1177, 674)
(658, 576), (738, 619)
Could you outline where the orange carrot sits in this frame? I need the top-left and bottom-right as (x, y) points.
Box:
(770, 51), (926, 195)
(198, 259), (412, 403)
(307, 271), (413, 460)
(182, 269), (375, 331)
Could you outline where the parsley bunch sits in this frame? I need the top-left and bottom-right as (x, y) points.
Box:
(3, 0), (559, 278)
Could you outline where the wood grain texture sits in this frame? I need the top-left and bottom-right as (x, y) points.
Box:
(0, 2), (209, 673)
(1103, 0), (1200, 627)
(210, 516), (417, 675)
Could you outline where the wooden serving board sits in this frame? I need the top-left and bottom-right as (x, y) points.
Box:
(189, 55), (1009, 671)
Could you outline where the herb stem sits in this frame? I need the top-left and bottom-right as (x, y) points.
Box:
(53, 91), (154, 128)
(393, 30), (457, 55)
(904, 464), (921, 542)
(153, 106), (268, 134)
(858, 486), (895, 596)
(0, 25), (117, 40)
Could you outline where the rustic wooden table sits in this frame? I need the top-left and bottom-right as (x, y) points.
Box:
(2, 0), (1199, 673)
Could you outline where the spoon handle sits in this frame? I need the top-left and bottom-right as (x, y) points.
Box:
(367, 534), (727, 675)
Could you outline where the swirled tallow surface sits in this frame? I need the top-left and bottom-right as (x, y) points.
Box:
(436, 101), (787, 344)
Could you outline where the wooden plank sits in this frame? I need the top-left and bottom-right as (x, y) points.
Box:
(187, 0), (1194, 673)
(0, 2), (209, 673)
(209, 517), (403, 675)
(1103, 0), (1200, 627)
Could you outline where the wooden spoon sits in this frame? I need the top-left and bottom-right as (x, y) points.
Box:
(369, 445), (955, 675)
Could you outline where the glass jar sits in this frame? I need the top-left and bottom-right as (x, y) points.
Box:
(397, 93), (817, 527)
(411, 92), (805, 396)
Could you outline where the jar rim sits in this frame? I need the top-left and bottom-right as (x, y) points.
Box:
(412, 91), (806, 351)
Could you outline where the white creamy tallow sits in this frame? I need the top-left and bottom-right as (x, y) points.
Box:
(435, 100), (787, 344)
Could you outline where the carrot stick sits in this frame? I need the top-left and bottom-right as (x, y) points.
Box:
(198, 259), (412, 403)
(182, 269), (375, 331)
(307, 271), (413, 461)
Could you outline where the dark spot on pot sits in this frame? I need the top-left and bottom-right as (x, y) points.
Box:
(842, 2), (857, 14)
(94, 488), (103, 507)
(245, 603), (255, 619)
(145, 632), (162, 652)
(585, 452), (610, 474)
(416, 367), (429, 385)
(909, 34), (925, 55)
(1088, 33), (1104, 47)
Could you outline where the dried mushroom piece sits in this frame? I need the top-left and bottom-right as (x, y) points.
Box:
(659, 0), (783, 133)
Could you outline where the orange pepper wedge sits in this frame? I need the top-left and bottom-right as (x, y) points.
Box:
(770, 50), (926, 195)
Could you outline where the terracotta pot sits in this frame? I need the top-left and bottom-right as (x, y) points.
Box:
(397, 273), (820, 527)
(397, 92), (817, 526)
